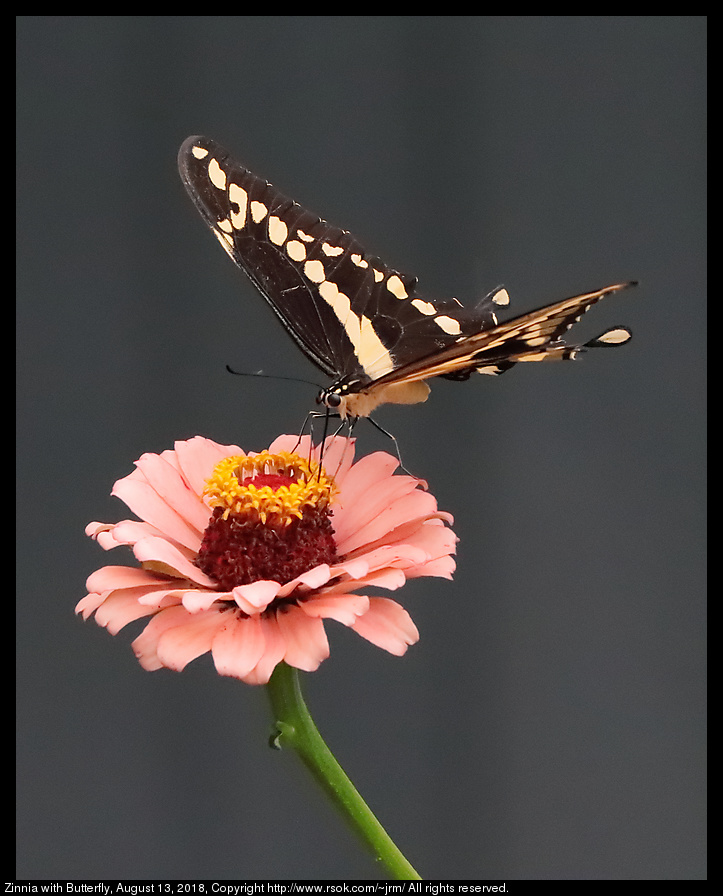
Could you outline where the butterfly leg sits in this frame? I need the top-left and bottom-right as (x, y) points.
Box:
(366, 416), (414, 477)
(296, 408), (349, 475)
(293, 410), (316, 452)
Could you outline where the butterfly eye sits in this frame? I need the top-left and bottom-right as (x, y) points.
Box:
(322, 391), (342, 409)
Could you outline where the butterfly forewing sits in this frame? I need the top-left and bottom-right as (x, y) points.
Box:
(178, 136), (497, 387)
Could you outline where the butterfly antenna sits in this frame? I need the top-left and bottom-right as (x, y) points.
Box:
(225, 365), (323, 390)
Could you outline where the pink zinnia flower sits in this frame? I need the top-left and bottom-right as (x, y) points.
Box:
(78, 435), (456, 684)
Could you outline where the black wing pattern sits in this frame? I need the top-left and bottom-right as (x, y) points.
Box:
(178, 136), (501, 385)
(178, 136), (634, 417)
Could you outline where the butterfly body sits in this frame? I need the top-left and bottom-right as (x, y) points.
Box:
(178, 136), (634, 419)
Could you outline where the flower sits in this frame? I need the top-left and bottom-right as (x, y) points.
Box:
(77, 434), (457, 684)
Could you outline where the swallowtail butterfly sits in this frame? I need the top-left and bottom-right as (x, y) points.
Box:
(178, 136), (634, 420)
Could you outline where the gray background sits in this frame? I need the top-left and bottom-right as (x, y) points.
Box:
(16, 16), (705, 881)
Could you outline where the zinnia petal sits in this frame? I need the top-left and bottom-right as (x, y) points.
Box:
(85, 565), (170, 593)
(139, 606), (224, 672)
(276, 605), (330, 672)
(300, 593), (370, 625)
(174, 436), (244, 496)
(111, 477), (205, 552)
(131, 535), (216, 587)
(133, 451), (212, 533)
(243, 614), (287, 685)
(210, 614), (266, 680)
(350, 597), (420, 655)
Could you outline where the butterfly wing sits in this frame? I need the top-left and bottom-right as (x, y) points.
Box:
(178, 136), (497, 385)
(366, 282), (635, 389)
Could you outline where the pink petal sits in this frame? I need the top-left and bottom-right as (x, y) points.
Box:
(86, 521), (113, 539)
(351, 598), (419, 655)
(111, 477), (205, 552)
(320, 566), (409, 593)
(131, 605), (189, 670)
(332, 452), (400, 520)
(86, 522), (132, 551)
(336, 489), (439, 555)
(211, 614), (266, 680)
(346, 542), (430, 574)
(300, 593), (370, 625)
(276, 564), (332, 598)
(267, 434), (306, 456)
(173, 437), (243, 495)
(343, 449), (399, 485)
(151, 607), (225, 672)
(329, 556), (370, 580)
(76, 579), (177, 621)
(85, 565), (171, 593)
(276, 605), (329, 672)
(136, 589), (190, 608)
(404, 517), (458, 553)
(90, 519), (164, 551)
(409, 555), (456, 579)
(243, 614), (287, 685)
(131, 535), (216, 587)
(179, 589), (229, 613)
(75, 591), (108, 619)
(354, 567), (408, 590)
(232, 580), (282, 614)
(133, 452), (211, 532)
(349, 511), (454, 559)
(92, 588), (161, 634)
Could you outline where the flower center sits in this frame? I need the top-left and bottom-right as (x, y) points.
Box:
(195, 451), (339, 590)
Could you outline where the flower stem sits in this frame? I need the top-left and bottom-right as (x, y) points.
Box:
(266, 662), (422, 880)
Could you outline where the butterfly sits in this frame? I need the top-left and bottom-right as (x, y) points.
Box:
(178, 136), (634, 421)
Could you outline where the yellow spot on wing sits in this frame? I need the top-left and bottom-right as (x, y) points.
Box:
(213, 228), (235, 256)
(286, 240), (306, 261)
(250, 201), (268, 223)
(268, 216), (288, 246)
(492, 288), (510, 306)
(319, 280), (351, 318)
(191, 145), (209, 159)
(228, 184), (247, 229)
(434, 315), (462, 335)
(304, 259), (326, 283)
(322, 243), (344, 256)
(597, 327), (631, 345)
(208, 158), (227, 190)
(316, 282), (394, 380)
(386, 274), (407, 299)
(411, 299), (436, 316)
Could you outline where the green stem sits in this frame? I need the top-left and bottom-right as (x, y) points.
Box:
(266, 662), (422, 880)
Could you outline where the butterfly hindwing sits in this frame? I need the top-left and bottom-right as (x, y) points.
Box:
(368, 283), (634, 388)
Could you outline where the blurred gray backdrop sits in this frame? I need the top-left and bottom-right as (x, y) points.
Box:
(16, 16), (706, 881)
